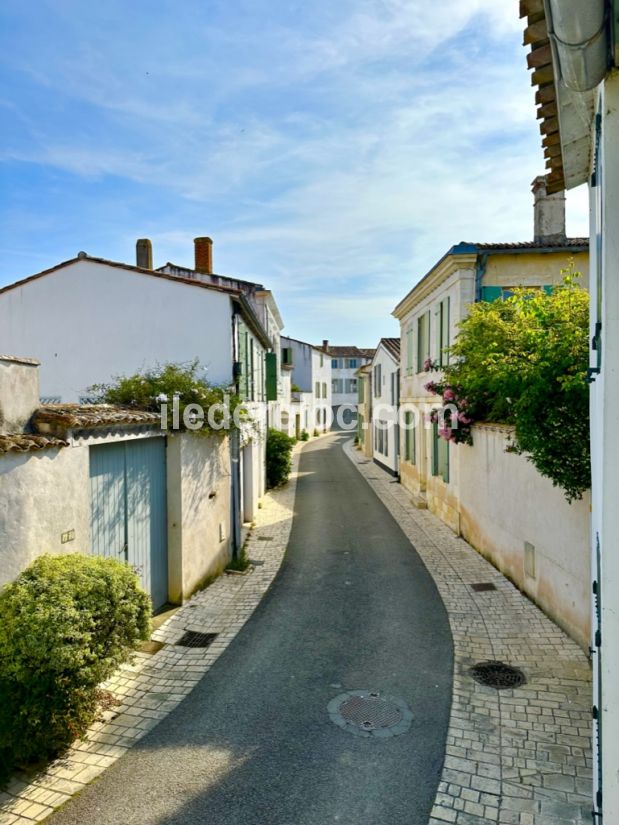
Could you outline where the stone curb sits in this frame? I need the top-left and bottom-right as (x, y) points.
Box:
(343, 439), (593, 825)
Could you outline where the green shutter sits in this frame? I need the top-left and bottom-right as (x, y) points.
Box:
(543, 284), (554, 295)
(432, 422), (439, 476)
(480, 286), (503, 302)
(238, 325), (248, 399)
(406, 328), (414, 374)
(441, 297), (450, 366)
(265, 352), (277, 401)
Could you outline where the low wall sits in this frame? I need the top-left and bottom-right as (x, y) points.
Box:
(0, 446), (91, 585)
(459, 424), (591, 650)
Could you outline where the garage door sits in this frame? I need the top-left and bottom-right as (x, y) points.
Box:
(90, 438), (168, 611)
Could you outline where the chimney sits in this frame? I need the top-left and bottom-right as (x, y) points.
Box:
(136, 238), (153, 269)
(322, 339), (329, 351)
(0, 356), (40, 435)
(532, 176), (566, 242)
(194, 237), (213, 274)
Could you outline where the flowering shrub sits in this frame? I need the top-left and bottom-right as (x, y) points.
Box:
(437, 267), (590, 501)
(423, 373), (474, 445)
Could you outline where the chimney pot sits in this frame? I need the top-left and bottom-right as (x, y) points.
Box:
(194, 237), (213, 274)
(532, 175), (566, 242)
(322, 339), (329, 351)
(136, 238), (153, 269)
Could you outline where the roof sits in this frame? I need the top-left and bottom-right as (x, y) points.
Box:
(33, 404), (161, 434)
(0, 433), (68, 455)
(281, 335), (328, 354)
(0, 255), (242, 300)
(0, 354), (40, 366)
(380, 338), (400, 361)
(359, 348), (377, 359)
(519, 0), (596, 192)
(322, 345), (373, 359)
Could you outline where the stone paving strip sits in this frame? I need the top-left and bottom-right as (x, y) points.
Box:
(344, 439), (593, 825)
(0, 442), (307, 825)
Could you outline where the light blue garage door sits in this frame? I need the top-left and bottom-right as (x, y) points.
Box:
(90, 438), (168, 611)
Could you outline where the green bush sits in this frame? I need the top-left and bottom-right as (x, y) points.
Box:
(0, 555), (151, 780)
(266, 428), (296, 488)
(312, 428), (320, 437)
(299, 430), (310, 442)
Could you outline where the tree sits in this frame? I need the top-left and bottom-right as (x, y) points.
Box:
(431, 269), (590, 501)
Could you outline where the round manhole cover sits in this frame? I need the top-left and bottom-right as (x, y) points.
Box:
(327, 690), (413, 739)
(470, 661), (526, 690)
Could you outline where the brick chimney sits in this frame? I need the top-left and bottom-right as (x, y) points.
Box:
(136, 238), (153, 269)
(322, 339), (329, 351)
(532, 176), (566, 242)
(0, 356), (40, 434)
(194, 237), (213, 274)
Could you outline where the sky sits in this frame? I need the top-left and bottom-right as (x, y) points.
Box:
(0, 0), (589, 346)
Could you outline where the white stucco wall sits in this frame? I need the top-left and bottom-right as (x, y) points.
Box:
(0, 358), (40, 433)
(0, 444), (91, 585)
(166, 433), (232, 603)
(459, 424), (591, 650)
(370, 345), (399, 475)
(0, 260), (234, 402)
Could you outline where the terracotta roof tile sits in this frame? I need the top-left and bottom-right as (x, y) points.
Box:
(381, 338), (401, 360)
(0, 433), (68, 455)
(33, 404), (161, 433)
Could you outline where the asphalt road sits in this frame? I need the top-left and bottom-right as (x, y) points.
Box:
(51, 435), (453, 825)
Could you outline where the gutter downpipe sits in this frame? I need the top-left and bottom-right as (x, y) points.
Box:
(545, 0), (610, 92)
(230, 310), (242, 560)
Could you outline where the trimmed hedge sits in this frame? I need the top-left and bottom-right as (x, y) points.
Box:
(0, 554), (151, 780)
(266, 428), (296, 488)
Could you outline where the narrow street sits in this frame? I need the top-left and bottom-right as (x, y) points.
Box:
(50, 434), (454, 825)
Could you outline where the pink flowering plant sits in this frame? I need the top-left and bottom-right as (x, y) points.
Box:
(423, 366), (474, 445)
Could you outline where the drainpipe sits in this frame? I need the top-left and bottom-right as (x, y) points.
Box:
(474, 253), (488, 302)
(545, 0), (609, 92)
(230, 311), (242, 560)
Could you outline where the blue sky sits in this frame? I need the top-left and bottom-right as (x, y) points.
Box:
(0, 0), (588, 345)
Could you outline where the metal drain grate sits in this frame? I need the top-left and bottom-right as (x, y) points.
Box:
(328, 690), (413, 738)
(470, 582), (497, 592)
(258, 536), (273, 542)
(470, 661), (526, 689)
(175, 631), (218, 649)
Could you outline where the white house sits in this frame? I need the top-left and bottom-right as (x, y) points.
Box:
(0, 238), (282, 552)
(0, 356), (232, 611)
(392, 186), (590, 649)
(520, 1), (618, 817)
(368, 338), (400, 476)
(323, 342), (374, 427)
(280, 336), (332, 436)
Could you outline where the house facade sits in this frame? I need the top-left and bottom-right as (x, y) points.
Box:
(280, 336), (331, 436)
(369, 338), (400, 476)
(0, 239), (281, 549)
(356, 364), (372, 458)
(323, 342), (374, 428)
(519, 1), (619, 816)
(393, 186), (590, 647)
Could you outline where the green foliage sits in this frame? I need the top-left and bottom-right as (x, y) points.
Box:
(0, 555), (151, 780)
(313, 428), (320, 437)
(89, 361), (246, 436)
(299, 430), (310, 442)
(290, 384), (301, 393)
(440, 268), (590, 501)
(266, 428), (296, 488)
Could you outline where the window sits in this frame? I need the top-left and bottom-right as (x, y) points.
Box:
(322, 382), (327, 398)
(390, 371), (397, 407)
(332, 378), (344, 394)
(315, 381), (320, 397)
(417, 311), (431, 372)
(320, 353), (324, 367)
(432, 422), (450, 483)
(436, 297), (450, 367)
(404, 411), (416, 464)
(347, 358), (358, 369)
(281, 347), (293, 366)
(332, 358), (339, 369)
(345, 378), (357, 394)
(405, 326), (414, 375)
(373, 364), (382, 397)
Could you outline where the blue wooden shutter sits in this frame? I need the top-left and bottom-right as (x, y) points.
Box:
(480, 286), (503, 302)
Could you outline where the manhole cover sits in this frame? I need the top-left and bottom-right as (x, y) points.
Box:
(470, 582), (497, 592)
(175, 631), (218, 649)
(327, 690), (413, 738)
(470, 661), (526, 689)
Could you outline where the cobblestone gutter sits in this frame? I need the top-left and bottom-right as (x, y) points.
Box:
(344, 440), (593, 825)
(0, 443), (305, 825)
